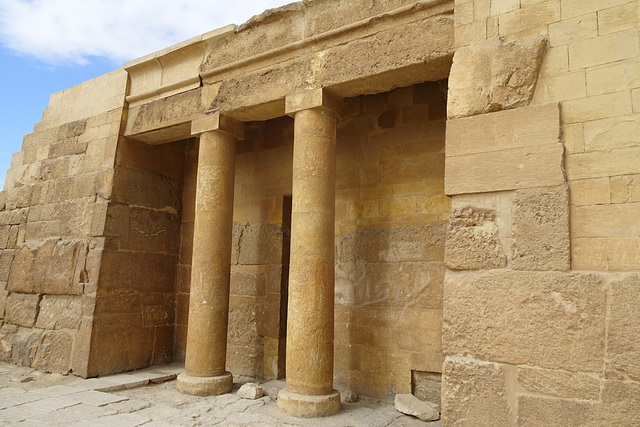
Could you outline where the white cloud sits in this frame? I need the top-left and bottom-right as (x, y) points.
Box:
(0, 0), (291, 65)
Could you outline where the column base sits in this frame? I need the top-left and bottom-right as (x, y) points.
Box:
(277, 388), (341, 418)
(176, 372), (233, 396)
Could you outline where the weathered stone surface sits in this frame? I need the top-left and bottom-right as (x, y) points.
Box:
(0, 250), (14, 282)
(517, 366), (600, 400)
(443, 270), (605, 371)
(441, 356), (512, 426)
(35, 295), (82, 330)
(517, 395), (596, 427)
(445, 207), (506, 270)
(32, 330), (72, 374)
(7, 245), (36, 293)
(448, 36), (547, 119)
(10, 327), (42, 367)
(394, 393), (439, 421)
(5, 293), (40, 327)
(0, 323), (18, 361)
(236, 223), (283, 266)
(412, 371), (441, 406)
(511, 185), (570, 271)
(237, 382), (264, 399)
(606, 274), (640, 380)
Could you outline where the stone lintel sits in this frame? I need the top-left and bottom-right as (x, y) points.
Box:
(285, 89), (344, 118)
(191, 112), (245, 140)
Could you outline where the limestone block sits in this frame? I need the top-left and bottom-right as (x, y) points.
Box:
(394, 393), (439, 422)
(9, 326), (42, 367)
(111, 164), (181, 211)
(511, 185), (570, 270)
(597, 2), (640, 35)
(141, 293), (174, 327)
(517, 366), (600, 400)
(441, 356), (512, 426)
(7, 245), (35, 293)
(412, 371), (442, 406)
(443, 270), (605, 371)
(32, 330), (72, 374)
(606, 274), (640, 380)
(569, 29), (639, 71)
(36, 295), (82, 330)
(448, 36), (547, 119)
(336, 224), (446, 264)
(5, 187), (33, 210)
(5, 293), (40, 327)
(106, 206), (181, 254)
(230, 266), (268, 297)
(517, 395), (596, 427)
(564, 91), (633, 125)
(569, 178), (610, 206)
(572, 237), (640, 272)
(572, 203), (640, 238)
(0, 250), (13, 282)
(445, 207), (506, 270)
(237, 223), (283, 266)
(127, 88), (203, 137)
(596, 379), (640, 426)
(583, 114), (640, 152)
(32, 239), (87, 295)
(0, 323), (18, 361)
(610, 174), (640, 204)
(0, 191), (5, 210)
(98, 251), (177, 294)
(567, 146), (640, 181)
(87, 314), (153, 377)
(548, 12), (597, 47)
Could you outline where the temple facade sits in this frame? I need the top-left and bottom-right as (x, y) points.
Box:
(1, 0), (639, 424)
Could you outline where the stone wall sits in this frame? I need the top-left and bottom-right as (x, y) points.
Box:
(442, 0), (640, 424)
(86, 137), (185, 377)
(334, 81), (449, 397)
(0, 69), (127, 376)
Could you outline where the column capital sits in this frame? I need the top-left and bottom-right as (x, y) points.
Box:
(191, 111), (244, 140)
(285, 88), (343, 118)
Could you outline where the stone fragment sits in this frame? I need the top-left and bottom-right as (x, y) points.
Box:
(342, 389), (358, 403)
(441, 356), (511, 426)
(445, 207), (506, 270)
(511, 185), (570, 271)
(448, 36), (547, 118)
(237, 382), (264, 399)
(394, 393), (440, 422)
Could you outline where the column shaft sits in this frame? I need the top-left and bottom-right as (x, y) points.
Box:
(277, 89), (342, 418)
(177, 121), (238, 396)
(286, 107), (337, 396)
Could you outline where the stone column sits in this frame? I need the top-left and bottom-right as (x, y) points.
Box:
(177, 113), (243, 396)
(277, 89), (342, 417)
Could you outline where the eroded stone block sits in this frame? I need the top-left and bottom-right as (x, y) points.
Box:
(443, 270), (605, 371)
(445, 207), (506, 270)
(441, 356), (512, 426)
(5, 293), (41, 327)
(511, 184), (570, 271)
(517, 366), (600, 400)
(36, 295), (82, 330)
(448, 36), (547, 118)
(607, 274), (640, 380)
(32, 330), (72, 374)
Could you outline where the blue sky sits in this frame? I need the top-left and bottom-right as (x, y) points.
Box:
(0, 0), (290, 189)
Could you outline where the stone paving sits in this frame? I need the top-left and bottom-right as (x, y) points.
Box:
(0, 362), (442, 426)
